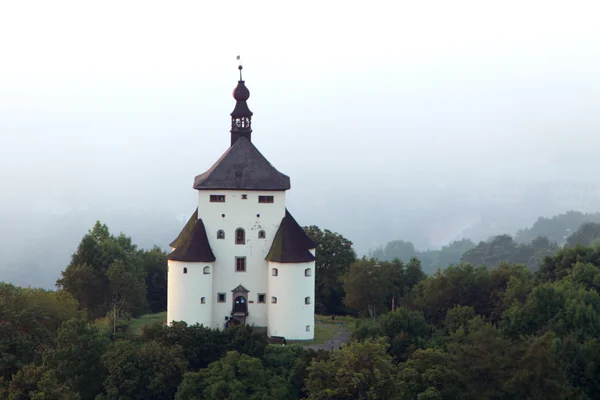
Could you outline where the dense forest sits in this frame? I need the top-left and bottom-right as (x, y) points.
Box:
(3, 211), (600, 398)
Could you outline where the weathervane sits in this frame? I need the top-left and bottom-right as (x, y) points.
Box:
(237, 55), (243, 81)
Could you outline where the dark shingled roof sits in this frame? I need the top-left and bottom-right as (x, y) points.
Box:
(168, 218), (216, 262)
(266, 209), (316, 263)
(193, 137), (291, 191)
(169, 208), (198, 248)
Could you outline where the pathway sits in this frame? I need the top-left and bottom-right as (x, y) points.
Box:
(304, 325), (352, 351)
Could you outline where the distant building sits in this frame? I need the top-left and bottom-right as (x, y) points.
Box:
(166, 65), (316, 340)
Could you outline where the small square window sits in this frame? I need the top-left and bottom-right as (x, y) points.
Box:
(257, 294), (266, 303)
(201, 297), (206, 304)
(236, 257), (246, 272)
(218, 293), (226, 303)
(258, 230), (266, 239)
(241, 194), (248, 199)
(306, 325), (310, 332)
(305, 297), (311, 305)
(271, 296), (277, 304)
(258, 195), (274, 203)
(210, 195), (225, 202)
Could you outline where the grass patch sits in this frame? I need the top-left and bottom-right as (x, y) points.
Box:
(128, 311), (167, 335)
(313, 323), (338, 345)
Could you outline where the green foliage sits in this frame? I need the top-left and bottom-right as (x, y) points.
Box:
(176, 351), (294, 400)
(461, 234), (558, 271)
(304, 338), (397, 400)
(353, 308), (430, 362)
(101, 339), (187, 400)
(5, 364), (80, 400)
(303, 225), (357, 315)
(142, 322), (268, 371)
(568, 222), (600, 247)
(397, 348), (466, 400)
(141, 246), (168, 313)
(342, 257), (424, 317)
(43, 317), (108, 399)
(0, 283), (80, 380)
(57, 221), (165, 320)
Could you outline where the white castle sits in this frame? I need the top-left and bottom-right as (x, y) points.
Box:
(166, 65), (316, 340)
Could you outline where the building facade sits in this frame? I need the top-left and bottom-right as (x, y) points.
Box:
(166, 65), (316, 340)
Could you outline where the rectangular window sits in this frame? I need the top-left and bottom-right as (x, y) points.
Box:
(210, 195), (225, 202)
(241, 194), (248, 199)
(217, 293), (226, 303)
(236, 257), (246, 272)
(257, 293), (266, 303)
(258, 195), (274, 203)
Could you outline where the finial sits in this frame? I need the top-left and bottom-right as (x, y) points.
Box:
(236, 55), (243, 81)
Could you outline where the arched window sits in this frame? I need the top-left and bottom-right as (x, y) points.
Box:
(305, 297), (311, 305)
(235, 228), (245, 244)
(258, 230), (266, 239)
(272, 268), (278, 277)
(183, 267), (188, 274)
(203, 266), (210, 275)
(271, 296), (278, 304)
(217, 230), (225, 239)
(304, 268), (311, 277)
(201, 297), (206, 304)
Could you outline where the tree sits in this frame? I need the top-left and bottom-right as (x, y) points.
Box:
(567, 222), (600, 247)
(101, 340), (187, 400)
(57, 222), (152, 319)
(369, 240), (418, 263)
(142, 322), (268, 371)
(43, 317), (108, 400)
(410, 263), (493, 326)
(5, 364), (80, 400)
(504, 332), (576, 399)
(341, 258), (386, 317)
(0, 283), (80, 380)
(304, 339), (398, 400)
(142, 246), (168, 313)
(175, 351), (293, 400)
(303, 226), (356, 315)
(106, 258), (147, 317)
(397, 348), (467, 400)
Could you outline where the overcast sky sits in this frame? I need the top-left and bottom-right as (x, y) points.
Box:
(1, 0), (600, 259)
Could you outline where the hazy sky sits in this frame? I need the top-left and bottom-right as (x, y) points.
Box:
(1, 0), (600, 260)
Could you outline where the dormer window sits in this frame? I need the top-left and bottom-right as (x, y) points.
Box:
(258, 195), (274, 203)
(210, 195), (225, 202)
(217, 230), (225, 239)
(235, 228), (245, 244)
(258, 230), (266, 239)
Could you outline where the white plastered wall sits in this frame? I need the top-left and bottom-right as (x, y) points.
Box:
(197, 190), (286, 329)
(167, 260), (214, 327)
(267, 260), (316, 340)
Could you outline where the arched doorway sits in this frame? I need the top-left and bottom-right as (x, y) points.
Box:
(233, 295), (247, 314)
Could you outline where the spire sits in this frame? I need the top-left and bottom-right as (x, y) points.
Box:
(230, 56), (253, 146)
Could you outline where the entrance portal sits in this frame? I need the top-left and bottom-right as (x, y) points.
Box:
(233, 295), (247, 314)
